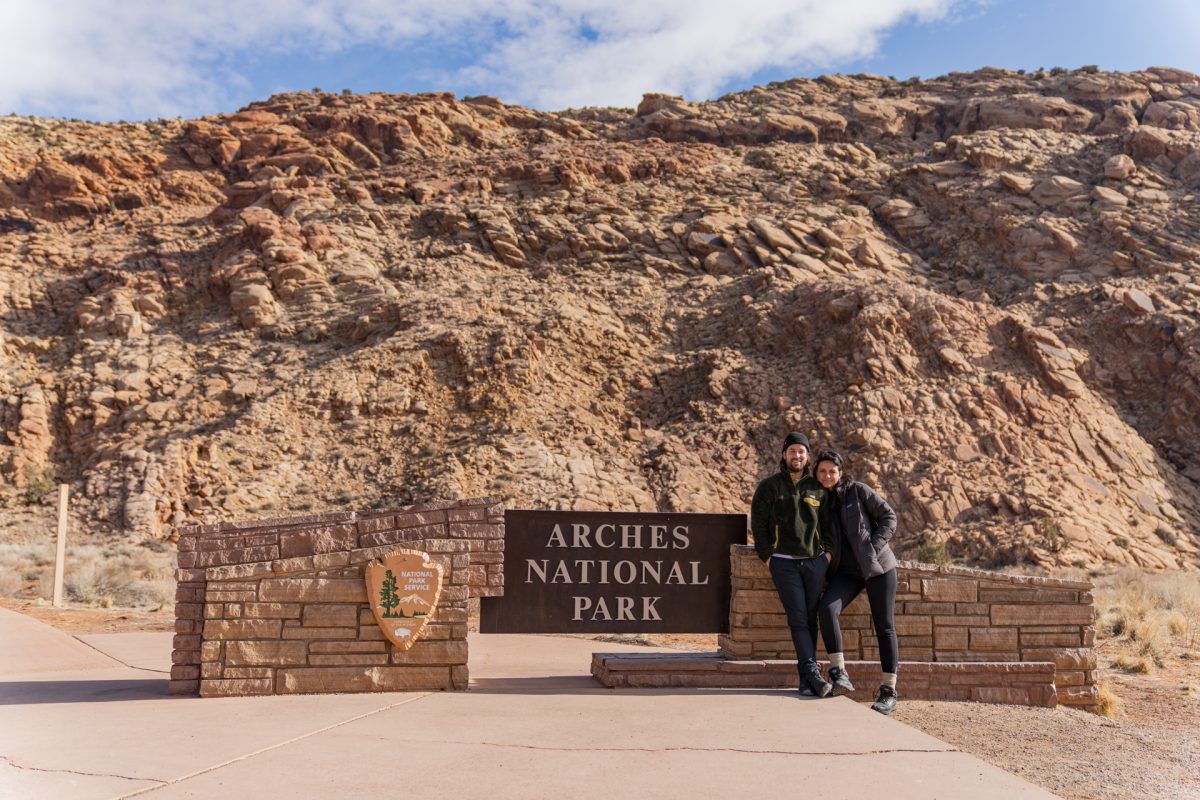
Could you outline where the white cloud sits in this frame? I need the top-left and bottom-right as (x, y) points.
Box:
(465, 0), (960, 109)
(0, 0), (963, 120)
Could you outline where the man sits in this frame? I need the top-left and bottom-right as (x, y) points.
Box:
(750, 431), (832, 697)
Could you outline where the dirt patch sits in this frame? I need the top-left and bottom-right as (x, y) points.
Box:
(0, 598), (175, 635)
(555, 632), (719, 651)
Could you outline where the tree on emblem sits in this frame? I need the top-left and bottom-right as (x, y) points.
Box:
(379, 569), (400, 618)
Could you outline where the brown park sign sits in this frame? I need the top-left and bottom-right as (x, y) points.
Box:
(365, 550), (444, 650)
(480, 510), (746, 634)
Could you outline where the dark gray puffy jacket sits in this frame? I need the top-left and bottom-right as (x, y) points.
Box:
(823, 480), (898, 578)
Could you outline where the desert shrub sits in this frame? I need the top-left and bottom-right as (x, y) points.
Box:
(986, 549), (1017, 569)
(1130, 615), (1162, 642)
(0, 542), (55, 597)
(55, 544), (175, 608)
(1038, 518), (1063, 552)
(0, 569), (22, 598)
(21, 466), (56, 505)
(915, 538), (951, 566)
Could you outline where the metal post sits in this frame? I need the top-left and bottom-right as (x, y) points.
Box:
(53, 484), (69, 607)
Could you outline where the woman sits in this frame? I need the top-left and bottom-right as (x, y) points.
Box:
(813, 450), (900, 714)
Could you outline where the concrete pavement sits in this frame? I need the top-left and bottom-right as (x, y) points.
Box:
(0, 611), (1060, 799)
(0, 607), (122, 676)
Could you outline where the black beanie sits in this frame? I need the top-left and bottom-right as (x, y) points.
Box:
(781, 431), (810, 452)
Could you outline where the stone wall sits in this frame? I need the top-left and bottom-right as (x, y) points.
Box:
(720, 546), (1097, 709)
(170, 498), (503, 696)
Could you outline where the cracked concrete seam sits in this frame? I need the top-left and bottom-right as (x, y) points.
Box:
(112, 692), (434, 800)
(382, 741), (959, 756)
(72, 636), (171, 675)
(0, 754), (165, 785)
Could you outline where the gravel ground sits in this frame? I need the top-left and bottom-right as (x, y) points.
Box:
(894, 660), (1200, 800)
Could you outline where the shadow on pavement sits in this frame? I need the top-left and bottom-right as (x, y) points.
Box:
(0, 678), (170, 705)
(466, 677), (811, 698)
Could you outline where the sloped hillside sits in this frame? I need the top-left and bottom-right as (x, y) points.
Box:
(2, 66), (1199, 571)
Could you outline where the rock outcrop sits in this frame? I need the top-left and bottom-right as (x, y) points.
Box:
(2, 68), (1199, 571)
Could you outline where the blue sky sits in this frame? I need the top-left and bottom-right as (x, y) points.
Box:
(1, 0), (1197, 122)
(822, 0), (1199, 81)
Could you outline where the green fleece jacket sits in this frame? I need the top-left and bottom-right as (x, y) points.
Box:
(750, 469), (830, 561)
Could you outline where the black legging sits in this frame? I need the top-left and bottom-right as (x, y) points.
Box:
(818, 568), (898, 674)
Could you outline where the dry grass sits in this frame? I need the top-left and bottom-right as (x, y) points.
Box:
(0, 569), (22, 598)
(61, 544), (175, 608)
(1096, 569), (1200, 674)
(0, 541), (174, 608)
(1111, 652), (1154, 674)
(1095, 682), (1123, 717)
(0, 542), (56, 596)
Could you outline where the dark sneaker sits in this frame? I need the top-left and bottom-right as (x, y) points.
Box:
(828, 666), (855, 696)
(798, 682), (816, 697)
(872, 685), (898, 714)
(809, 676), (833, 698)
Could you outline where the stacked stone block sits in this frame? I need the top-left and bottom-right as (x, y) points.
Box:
(170, 498), (503, 697)
(720, 546), (1097, 709)
(592, 653), (1058, 707)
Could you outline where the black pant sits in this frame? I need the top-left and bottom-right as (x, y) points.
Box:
(768, 555), (828, 681)
(818, 567), (899, 674)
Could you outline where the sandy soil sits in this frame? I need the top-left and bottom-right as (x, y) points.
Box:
(5, 602), (1197, 799)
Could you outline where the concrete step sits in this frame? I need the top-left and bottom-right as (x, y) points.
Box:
(592, 651), (1058, 707)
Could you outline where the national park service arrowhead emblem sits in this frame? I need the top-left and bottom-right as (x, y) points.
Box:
(365, 550), (444, 651)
